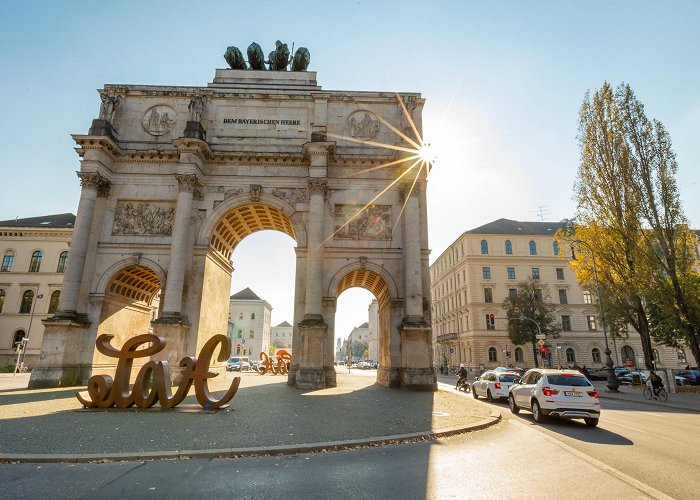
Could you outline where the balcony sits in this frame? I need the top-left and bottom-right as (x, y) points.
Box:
(436, 332), (458, 343)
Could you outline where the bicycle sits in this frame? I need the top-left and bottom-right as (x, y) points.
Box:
(643, 383), (668, 402)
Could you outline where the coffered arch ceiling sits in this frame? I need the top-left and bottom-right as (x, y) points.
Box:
(336, 268), (390, 305)
(209, 203), (297, 261)
(107, 265), (161, 305)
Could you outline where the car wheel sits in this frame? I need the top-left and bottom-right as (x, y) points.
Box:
(509, 395), (520, 414)
(487, 389), (494, 401)
(584, 417), (599, 427)
(472, 387), (479, 399)
(532, 400), (545, 423)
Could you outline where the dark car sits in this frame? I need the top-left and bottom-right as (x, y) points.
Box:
(589, 367), (628, 381)
(674, 370), (700, 386)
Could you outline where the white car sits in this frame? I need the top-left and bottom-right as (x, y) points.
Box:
(472, 371), (521, 401)
(508, 369), (601, 427)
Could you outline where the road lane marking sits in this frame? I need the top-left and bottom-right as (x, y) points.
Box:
(510, 419), (675, 500)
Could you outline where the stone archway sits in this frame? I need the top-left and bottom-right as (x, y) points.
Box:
(30, 65), (436, 391)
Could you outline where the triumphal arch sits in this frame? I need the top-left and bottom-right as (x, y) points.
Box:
(30, 43), (436, 391)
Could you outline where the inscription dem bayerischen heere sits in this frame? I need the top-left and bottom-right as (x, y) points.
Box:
(223, 118), (301, 125)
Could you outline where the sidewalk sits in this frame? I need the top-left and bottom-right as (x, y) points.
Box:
(0, 370), (499, 463)
(592, 381), (700, 412)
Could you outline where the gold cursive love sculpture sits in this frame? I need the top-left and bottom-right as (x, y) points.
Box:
(257, 349), (292, 375)
(76, 333), (240, 410)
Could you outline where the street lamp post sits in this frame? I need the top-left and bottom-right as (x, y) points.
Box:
(15, 292), (43, 375)
(572, 240), (619, 392)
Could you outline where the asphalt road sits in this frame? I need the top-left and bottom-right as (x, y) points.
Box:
(1, 383), (696, 499)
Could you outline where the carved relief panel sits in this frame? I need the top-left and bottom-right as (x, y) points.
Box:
(333, 204), (391, 240)
(113, 201), (176, 236)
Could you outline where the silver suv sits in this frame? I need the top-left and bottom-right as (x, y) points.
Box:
(508, 369), (601, 427)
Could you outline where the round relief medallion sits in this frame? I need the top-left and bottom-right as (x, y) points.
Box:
(142, 105), (176, 136)
(346, 110), (380, 139)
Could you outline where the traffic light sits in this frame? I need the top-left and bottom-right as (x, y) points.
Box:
(505, 350), (511, 358)
(489, 314), (495, 327)
(236, 343), (241, 354)
(539, 347), (547, 355)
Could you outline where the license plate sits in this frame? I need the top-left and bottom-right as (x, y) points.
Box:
(564, 391), (583, 397)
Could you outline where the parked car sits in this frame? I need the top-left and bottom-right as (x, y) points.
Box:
(508, 369), (601, 427)
(618, 370), (649, 385)
(472, 372), (521, 401)
(226, 356), (251, 372)
(675, 370), (700, 386)
(589, 366), (629, 381)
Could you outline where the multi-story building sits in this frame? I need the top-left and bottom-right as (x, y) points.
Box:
(228, 287), (271, 358)
(346, 322), (370, 362)
(270, 321), (293, 349)
(0, 213), (74, 367)
(430, 218), (693, 374)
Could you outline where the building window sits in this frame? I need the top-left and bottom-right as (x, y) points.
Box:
(239, 312), (243, 319)
(515, 347), (524, 362)
(566, 348), (576, 363)
(583, 290), (592, 304)
(529, 240), (537, 255)
(485, 314), (495, 331)
(488, 347), (497, 362)
(561, 315), (571, 331)
(249, 331), (255, 338)
(592, 348), (601, 363)
(556, 267), (564, 280)
(507, 267), (516, 280)
(553, 241), (559, 256)
(237, 330), (243, 338)
(484, 288), (493, 303)
(531, 268), (540, 279)
(1, 252), (14, 272)
(12, 330), (26, 348)
(29, 251), (43, 272)
(251, 313), (255, 319)
(482, 267), (491, 279)
(558, 289), (568, 304)
(505, 240), (513, 255)
(481, 239), (488, 254)
(534, 289), (542, 301)
(678, 349), (687, 364)
(622, 346), (635, 363)
(0, 288), (5, 313)
(48, 290), (60, 314)
(20, 290), (34, 314)
(57, 251), (68, 273)
(586, 315), (597, 331)
(508, 288), (517, 300)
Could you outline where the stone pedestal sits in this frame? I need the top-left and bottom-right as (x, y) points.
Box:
(399, 319), (436, 391)
(183, 121), (206, 140)
(29, 317), (92, 388)
(377, 366), (401, 388)
(151, 318), (190, 384)
(88, 119), (116, 140)
(295, 315), (336, 389)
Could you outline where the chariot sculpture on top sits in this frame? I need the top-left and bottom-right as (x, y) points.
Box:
(224, 41), (310, 71)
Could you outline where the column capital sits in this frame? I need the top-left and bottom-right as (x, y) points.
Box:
(175, 173), (202, 193)
(77, 171), (111, 193)
(307, 177), (328, 197)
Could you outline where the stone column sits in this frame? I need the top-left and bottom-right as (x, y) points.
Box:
(304, 177), (327, 318)
(400, 183), (424, 319)
(161, 173), (200, 319)
(55, 172), (110, 319)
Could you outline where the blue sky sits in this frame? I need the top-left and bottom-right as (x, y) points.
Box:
(1, 1), (698, 343)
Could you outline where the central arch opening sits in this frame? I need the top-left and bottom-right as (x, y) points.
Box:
(197, 202), (298, 357)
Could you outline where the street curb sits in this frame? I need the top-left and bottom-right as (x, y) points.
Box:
(598, 392), (700, 413)
(0, 401), (501, 464)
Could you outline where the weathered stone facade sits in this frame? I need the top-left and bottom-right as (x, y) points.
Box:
(30, 68), (435, 391)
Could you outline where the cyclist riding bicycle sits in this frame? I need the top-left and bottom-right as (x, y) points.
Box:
(455, 363), (469, 389)
(647, 370), (664, 398)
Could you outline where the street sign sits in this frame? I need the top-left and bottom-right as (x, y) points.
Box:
(535, 334), (545, 340)
(537, 339), (545, 346)
(241, 339), (246, 344)
(449, 347), (455, 353)
(556, 342), (567, 347)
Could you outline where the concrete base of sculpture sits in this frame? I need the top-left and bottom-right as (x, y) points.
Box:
(400, 367), (437, 391)
(29, 317), (92, 388)
(88, 119), (116, 140)
(294, 367), (337, 390)
(183, 121), (206, 140)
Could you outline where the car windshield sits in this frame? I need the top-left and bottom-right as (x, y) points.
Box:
(499, 375), (519, 382)
(547, 374), (591, 387)
(229, 357), (241, 363)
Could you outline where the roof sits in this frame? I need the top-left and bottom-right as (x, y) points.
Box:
(0, 213), (76, 228)
(464, 218), (570, 236)
(357, 322), (369, 328)
(275, 321), (292, 327)
(230, 287), (262, 300)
